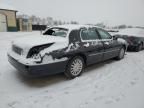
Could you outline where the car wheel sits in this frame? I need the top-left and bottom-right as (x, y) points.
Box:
(136, 43), (143, 52)
(116, 47), (125, 60)
(64, 56), (84, 79)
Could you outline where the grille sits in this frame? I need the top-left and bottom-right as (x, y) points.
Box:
(12, 45), (22, 55)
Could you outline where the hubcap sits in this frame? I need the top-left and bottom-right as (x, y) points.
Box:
(70, 58), (83, 76)
(119, 48), (125, 59)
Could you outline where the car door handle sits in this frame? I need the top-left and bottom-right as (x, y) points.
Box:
(104, 42), (110, 45)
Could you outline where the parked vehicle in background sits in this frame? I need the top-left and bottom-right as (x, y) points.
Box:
(8, 25), (127, 79)
(106, 29), (119, 36)
(113, 28), (144, 52)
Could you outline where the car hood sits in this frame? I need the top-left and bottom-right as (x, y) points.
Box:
(12, 35), (68, 51)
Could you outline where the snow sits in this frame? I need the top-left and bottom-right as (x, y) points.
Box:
(0, 3), (17, 11)
(55, 24), (88, 30)
(83, 43), (90, 47)
(13, 35), (67, 52)
(1, 32), (144, 108)
(42, 55), (68, 64)
(117, 28), (144, 37)
(40, 38), (68, 57)
(66, 42), (80, 52)
(117, 38), (128, 45)
(55, 24), (102, 31)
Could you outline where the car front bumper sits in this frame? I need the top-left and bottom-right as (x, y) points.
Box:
(8, 54), (68, 77)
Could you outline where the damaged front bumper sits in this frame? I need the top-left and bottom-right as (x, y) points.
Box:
(8, 54), (68, 77)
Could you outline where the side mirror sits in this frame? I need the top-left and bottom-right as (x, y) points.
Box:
(113, 35), (118, 40)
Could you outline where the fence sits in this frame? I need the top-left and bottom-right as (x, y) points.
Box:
(32, 25), (47, 31)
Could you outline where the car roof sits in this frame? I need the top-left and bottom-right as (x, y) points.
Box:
(52, 24), (104, 31)
(116, 28), (144, 37)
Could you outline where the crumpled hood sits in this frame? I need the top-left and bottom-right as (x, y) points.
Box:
(12, 34), (68, 52)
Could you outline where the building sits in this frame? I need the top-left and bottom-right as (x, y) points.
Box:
(17, 15), (32, 31)
(0, 3), (17, 32)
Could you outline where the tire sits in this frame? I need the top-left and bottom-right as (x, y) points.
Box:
(64, 56), (84, 79)
(136, 43), (143, 52)
(116, 47), (125, 60)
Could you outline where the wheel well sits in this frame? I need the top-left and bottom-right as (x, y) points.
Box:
(72, 53), (87, 65)
(122, 45), (127, 51)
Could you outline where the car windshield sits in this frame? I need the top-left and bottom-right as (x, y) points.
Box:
(43, 27), (68, 37)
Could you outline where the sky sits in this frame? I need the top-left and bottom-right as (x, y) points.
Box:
(1, 0), (144, 26)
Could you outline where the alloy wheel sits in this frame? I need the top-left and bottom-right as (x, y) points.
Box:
(70, 58), (83, 76)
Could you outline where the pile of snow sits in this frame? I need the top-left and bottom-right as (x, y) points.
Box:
(117, 28), (144, 37)
(0, 3), (17, 11)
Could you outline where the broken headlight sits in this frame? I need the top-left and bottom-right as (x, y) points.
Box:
(27, 43), (54, 58)
(32, 53), (41, 60)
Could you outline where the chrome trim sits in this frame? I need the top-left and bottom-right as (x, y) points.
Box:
(88, 52), (103, 57)
(80, 33), (113, 43)
(88, 49), (120, 57)
(79, 27), (113, 42)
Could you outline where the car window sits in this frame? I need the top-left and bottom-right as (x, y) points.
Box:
(97, 28), (112, 39)
(81, 28), (99, 40)
(81, 29), (88, 40)
(52, 31), (67, 37)
(43, 27), (68, 37)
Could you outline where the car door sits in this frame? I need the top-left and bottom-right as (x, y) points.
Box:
(96, 28), (120, 60)
(80, 27), (104, 65)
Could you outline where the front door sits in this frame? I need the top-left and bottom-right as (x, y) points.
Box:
(80, 27), (104, 65)
(0, 14), (7, 32)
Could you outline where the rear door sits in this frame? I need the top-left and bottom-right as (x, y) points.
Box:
(80, 27), (104, 65)
(96, 28), (120, 60)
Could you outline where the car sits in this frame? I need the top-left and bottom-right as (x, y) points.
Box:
(113, 28), (144, 52)
(8, 25), (127, 78)
(106, 29), (119, 36)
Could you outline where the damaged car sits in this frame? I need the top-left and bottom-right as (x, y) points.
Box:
(8, 25), (127, 78)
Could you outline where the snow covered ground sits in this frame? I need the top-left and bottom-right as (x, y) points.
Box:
(0, 32), (144, 108)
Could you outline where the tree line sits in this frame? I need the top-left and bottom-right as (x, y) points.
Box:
(17, 14), (79, 26)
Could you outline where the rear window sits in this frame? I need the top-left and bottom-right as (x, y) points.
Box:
(43, 27), (68, 37)
(81, 28), (99, 40)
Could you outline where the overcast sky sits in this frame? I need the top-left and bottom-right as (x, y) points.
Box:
(1, 0), (144, 26)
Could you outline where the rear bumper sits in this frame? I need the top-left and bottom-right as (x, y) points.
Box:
(8, 54), (68, 77)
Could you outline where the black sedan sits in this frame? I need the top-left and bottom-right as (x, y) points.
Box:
(8, 25), (127, 78)
(113, 28), (144, 52)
